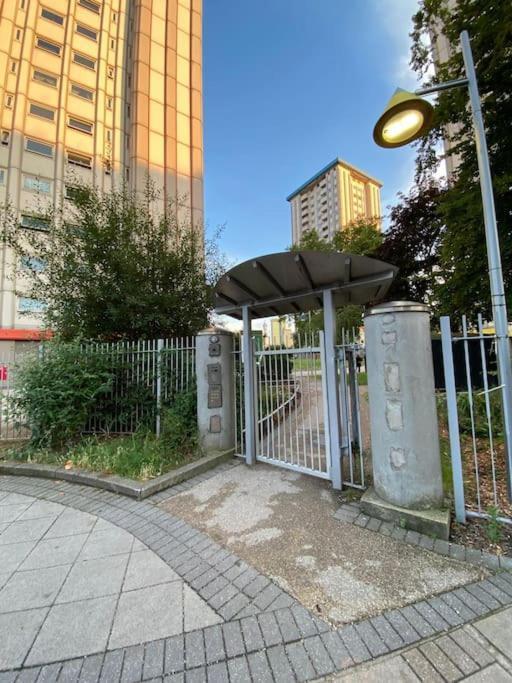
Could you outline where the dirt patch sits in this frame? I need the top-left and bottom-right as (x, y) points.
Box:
(162, 463), (484, 626)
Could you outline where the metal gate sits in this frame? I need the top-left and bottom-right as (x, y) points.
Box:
(234, 329), (366, 486)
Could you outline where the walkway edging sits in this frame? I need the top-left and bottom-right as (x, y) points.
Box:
(0, 449), (234, 500)
(334, 501), (512, 572)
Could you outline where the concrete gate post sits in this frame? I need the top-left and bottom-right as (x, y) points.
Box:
(361, 302), (449, 539)
(196, 328), (235, 454)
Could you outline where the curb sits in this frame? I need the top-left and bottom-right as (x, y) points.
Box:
(0, 448), (235, 500)
(334, 502), (512, 572)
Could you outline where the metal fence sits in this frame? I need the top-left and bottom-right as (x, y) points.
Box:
(0, 337), (196, 440)
(440, 314), (511, 524)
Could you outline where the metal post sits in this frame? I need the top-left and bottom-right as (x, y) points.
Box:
(460, 30), (512, 497)
(440, 316), (466, 523)
(242, 305), (256, 465)
(323, 289), (342, 489)
(155, 338), (164, 437)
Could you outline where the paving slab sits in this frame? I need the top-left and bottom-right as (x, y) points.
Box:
(0, 607), (48, 670)
(475, 608), (512, 659)
(162, 463), (482, 625)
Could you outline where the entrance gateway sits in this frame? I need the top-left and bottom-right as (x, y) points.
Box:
(214, 251), (397, 490)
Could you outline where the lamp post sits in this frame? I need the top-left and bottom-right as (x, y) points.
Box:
(373, 30), (512, 498)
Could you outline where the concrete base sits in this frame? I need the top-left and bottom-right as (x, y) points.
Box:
(361, 487), (451, 541)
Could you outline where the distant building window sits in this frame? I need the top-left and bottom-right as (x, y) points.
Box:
(112, 12), (117, 23)
(20, 214), (50, 231)
(18, 297), (46, 313)
(106, 129), (112, 143)
(41, 7), (64, 25)
(107, 66), (114, 79)
(29, 103), (55, 121)
(1, 131), (10, 146)
(5, 94), (14, 109)
(106, 97), (113, 109)
(33, 69), (58, 87)
(36, 37), (61, 56)
(64, 185), (80, 201)
(21, 257), (45, 272)
(72, 52), (96, 70)
(26, 138), (54, 157)
(67, 151), (92, 168)
(76, 24), (97, 41)
(78, 0), (100, 13)
(70, 83), (94, 101)
(15, 29), (22, 41)
(0, 169), (5, 185)
(10, 61), (18, 73)
(23, 176), (52, 194)
(68, 117), (93, 134)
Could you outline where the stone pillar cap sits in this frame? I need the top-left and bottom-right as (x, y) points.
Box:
(197, 326), (233, 336)
(364, 301), (430, 317)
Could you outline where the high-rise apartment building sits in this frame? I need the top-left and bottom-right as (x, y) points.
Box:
(0, 0), (203, 339)
(287, 158), (382, 245)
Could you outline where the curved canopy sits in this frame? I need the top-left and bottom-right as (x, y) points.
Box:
(214, 251), (398, 320)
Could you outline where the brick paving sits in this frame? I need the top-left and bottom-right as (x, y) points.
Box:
(0, 473), (512, 681)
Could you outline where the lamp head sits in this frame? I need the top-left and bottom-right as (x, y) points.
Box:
(373, 88), (434, 148)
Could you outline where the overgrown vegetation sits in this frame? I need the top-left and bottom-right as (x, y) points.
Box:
(2, 181), (226, 340)
(8, 342), (199, 480)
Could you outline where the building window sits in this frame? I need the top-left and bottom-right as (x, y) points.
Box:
(106, 97), (113, 109)
(70, 83), (94, 101)
(10, 61), (18, 74)
(5, 94), (14, 109)
(107, 66), (114, 79)
(68, 117), (93, 134)
(18, 297), (46, 313)
(21, 257), (45, 273)
(15, 29), (22, 41)
(67, 151), (92, 168)
(112, 12), (117, 23)
(126, 104), (130, 118)
(1, 131), (10, 146)
(78, 0), (100, 13)
(72, 52), (96, 70)
(26, 138), (54, 158)
(41, 7), (64, 25)
(20, 214), (50, 231)
(105, 129), (112, 143)
(33, 69), (58, 87)
(23, 176), (52, 194)
(64, 185), (80, 201)
(0, 169), (5, 184)
(110, 38), (115, 50)
(76, 24), (97, 41)
(36, 37), (61, 56)
(29, 102), (55, 121)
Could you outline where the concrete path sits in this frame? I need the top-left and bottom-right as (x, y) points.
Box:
(1, 466), (512, 682)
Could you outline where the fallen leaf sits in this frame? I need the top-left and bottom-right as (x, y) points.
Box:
(64, 460), (73, 470)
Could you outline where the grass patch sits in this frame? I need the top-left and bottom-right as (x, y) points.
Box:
(357, 372), (367, 386)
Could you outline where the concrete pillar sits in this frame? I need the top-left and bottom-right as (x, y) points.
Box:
(196, 327), (234, 453)
(363, 302), (443, 510)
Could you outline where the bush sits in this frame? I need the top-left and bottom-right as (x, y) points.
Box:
(437, 390), (503, 437)
(10, 342), (113, 449)
(161, 389), (197, 451)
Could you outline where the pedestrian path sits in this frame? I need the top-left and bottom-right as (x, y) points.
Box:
(0, 472), (511, 682)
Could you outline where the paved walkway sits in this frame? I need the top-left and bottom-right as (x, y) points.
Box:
(1, 470), (512, 682)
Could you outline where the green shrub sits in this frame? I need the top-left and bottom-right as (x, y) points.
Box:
(160, 389), (198, 452)
(10, 342), (113, 449)
(437, 390), (503, 437)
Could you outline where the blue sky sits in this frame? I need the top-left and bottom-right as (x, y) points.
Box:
(203, 0), (422, 265)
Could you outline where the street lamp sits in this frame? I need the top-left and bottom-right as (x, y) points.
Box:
(372, 30), (512, 498)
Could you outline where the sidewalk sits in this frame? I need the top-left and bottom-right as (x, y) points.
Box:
(1, 466), (512, 682)
(331, 606), (512, 681)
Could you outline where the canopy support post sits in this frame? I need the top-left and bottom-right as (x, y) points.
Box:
(323, 289), (343, 490)
(242, 305), (256, 466)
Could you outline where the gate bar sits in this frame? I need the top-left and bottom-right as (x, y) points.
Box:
(323, 289), (343, 489)
(440, 316), (466, 523)
(242, 305), (256, 465)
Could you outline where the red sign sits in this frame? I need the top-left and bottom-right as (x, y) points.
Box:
(0, 365), (8, 381)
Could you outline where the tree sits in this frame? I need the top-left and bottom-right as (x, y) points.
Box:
(376, 179), (445, 306)
(290, 219), (383, 339)
(2, 182), (226, 340)
(410, 0), (512, 317)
